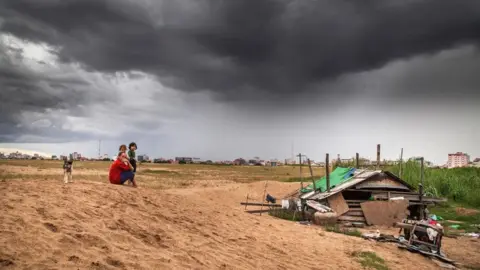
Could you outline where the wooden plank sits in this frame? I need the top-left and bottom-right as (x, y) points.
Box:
(360, 200), (409, 226)
(337, 215), (366, 222)
(327, 192), (349, 215)
(373, 195), (446, 203)
(346, 189), (447, 202)
(245, 209), (271, 214)
(394, 222), (443, 233)
(306, 200), (333, 213)
(240, 202), (282, 207)
(346, 210), (364, 217)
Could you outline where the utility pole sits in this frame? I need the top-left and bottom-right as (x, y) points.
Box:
(98, 139), (101, 159)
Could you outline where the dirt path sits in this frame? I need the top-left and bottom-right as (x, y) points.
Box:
(0, 180), (476, 269)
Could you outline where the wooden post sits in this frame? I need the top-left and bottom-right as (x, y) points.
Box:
(419, 157), (425, 219)
(259, 180), (269, 216)
(326, 153), (330, 192)
(307, 159), (316, 192)
(376, 144), (381, 170)
(355, 153), (359, 169)
(420, 157), (425, 187)
(419, 184), (424, 220)
(399, 148), (404, 178)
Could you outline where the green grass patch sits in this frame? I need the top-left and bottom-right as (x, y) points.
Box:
(429, 203), (480, 233)
(325, 225), (362, 238)
(387, 161), (480, 208)
(268, 209), (303, 221)
(352, 251), (389, 270)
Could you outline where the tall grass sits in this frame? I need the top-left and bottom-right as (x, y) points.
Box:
(388, 161), (480, 208)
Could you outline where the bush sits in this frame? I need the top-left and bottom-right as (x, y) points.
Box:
(388, 161), (480, 208)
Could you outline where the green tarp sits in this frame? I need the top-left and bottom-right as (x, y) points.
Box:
(300, 167), (355, 193)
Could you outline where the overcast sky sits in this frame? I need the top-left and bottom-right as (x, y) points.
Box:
(0, 0), (479, 164)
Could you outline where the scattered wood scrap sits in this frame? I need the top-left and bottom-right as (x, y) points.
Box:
(306, 200), (333, 213)
(240, 202), (281, 207)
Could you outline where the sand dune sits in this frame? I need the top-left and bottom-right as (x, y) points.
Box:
(0, 178), (478, 270)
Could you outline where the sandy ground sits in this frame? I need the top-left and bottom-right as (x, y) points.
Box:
(1, 175), (480, 269)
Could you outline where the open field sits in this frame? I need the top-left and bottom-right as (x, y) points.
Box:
(0, 160), (325, 189)
(1, 160), (480, 269)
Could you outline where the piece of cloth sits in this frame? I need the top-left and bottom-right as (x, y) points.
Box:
(426, 228), (438, 241)
(109, 159), (132, 184)
(120, 170), (134, 184)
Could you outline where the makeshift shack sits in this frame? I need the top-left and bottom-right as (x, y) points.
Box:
(287, 167), (446, 227)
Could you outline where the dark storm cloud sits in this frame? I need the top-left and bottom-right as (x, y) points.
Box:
(0, 42), (112, 142)
(1, 0), (480, 102)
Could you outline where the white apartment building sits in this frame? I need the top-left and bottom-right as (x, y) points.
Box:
(447, 152), (470, 168)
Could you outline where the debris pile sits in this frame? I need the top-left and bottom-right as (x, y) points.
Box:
(361, 216), (455, 266)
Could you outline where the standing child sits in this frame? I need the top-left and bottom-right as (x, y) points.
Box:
(128, 142), (137, 176)
(118, 144), (130, 166)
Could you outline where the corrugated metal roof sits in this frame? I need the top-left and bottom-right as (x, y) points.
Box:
(301, 170), (382, 200)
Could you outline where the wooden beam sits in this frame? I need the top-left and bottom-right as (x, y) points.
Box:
(326, 153), (330, 192)
(420, 157), (425, 220)
(338, 215), (366, 222)
(399, 148), (404, 178)
(240, 202), (282, 207)
(245, 209), (271, 214)
(307, 159), (316, 192)
(376, 144), (381, 170)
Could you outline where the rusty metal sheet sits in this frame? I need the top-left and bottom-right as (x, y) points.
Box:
(327, 192), (349, 216)
(355, 178), (411, 190)
(360, 200), (409, 226)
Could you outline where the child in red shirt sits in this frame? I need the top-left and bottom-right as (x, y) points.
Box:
(109, 152), (137, 187)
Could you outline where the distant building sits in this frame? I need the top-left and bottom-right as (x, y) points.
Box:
(447, 152), (470, 168)
(471, 158), (480, 168)
(138, 154), (150, 162)
(284, 158), (296, 165)
(72, 152), (82, 160)
(358, 158), (371, 165)
(175, 157), (193, 163)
